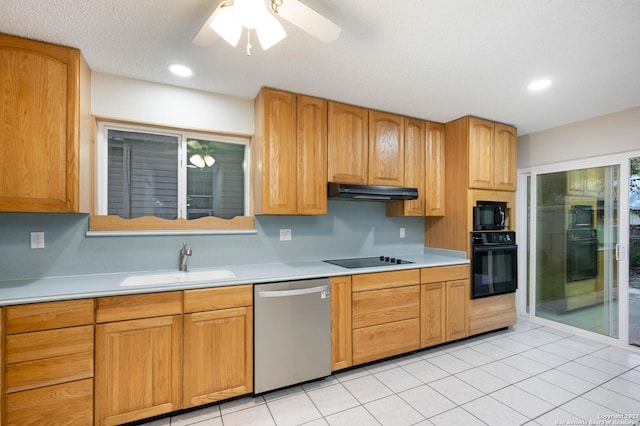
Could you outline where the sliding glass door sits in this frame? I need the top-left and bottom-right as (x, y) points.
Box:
(629, 158), (640, 346)
(534, 165), (620, 338)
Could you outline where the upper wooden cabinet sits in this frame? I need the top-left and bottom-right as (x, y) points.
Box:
(253, 88), (327, 215)
(368, 111), (404, 186)
(328, 102), (369, 184)
(468, 117), (517, 191)
(425, 121), (446, 216)
(0, 34), (92, 213)
(328, 105), (405, 187)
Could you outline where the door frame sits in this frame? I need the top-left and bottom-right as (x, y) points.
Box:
(517, 151), (639, 350)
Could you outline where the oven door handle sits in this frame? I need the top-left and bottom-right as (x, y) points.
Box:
(472, 244), (517, 253)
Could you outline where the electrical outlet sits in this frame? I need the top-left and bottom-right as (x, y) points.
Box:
(30, 231), (45, 249)
(400, 228), (405, 239)
(279, 228), (292, 241)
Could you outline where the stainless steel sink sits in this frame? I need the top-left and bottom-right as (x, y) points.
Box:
(120, 269), (236, 286)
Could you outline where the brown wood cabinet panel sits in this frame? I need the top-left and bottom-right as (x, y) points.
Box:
(445, 279), (469, 341)
(330, 276), (352, 371)
(420, 264), (469, 284)
(5, 299), (94, 334)
(95, 291), (182, 323)
(0, 34), (91, 213)
(468, 117), (495, 190)
(352, 318), (420, 365)
(95, 315), (182, 426)
(469, 292), (516, 335)
(425, 121), (446, 216)
(5, 378), (94, 426)
(351, 269), (420, 292)
(253, 88), (297, 214)
(494, 123), (518, 191)
(368, 110), (404, 186)
(352, 285), (420, 329)
(5, 351), (93, 393)
(386, 118), (425, 217)
(183, 307), (253, 407)
(5, 324), (93, 364)
(184, 284), (252, 313)
(297, 95), (328, 214)
(328, 102), (368, 184)
(420, 282), (446, 347)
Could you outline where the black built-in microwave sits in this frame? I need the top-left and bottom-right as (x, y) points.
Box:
(473, 201), (507, 230)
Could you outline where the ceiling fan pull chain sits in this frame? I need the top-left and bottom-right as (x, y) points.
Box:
(246, 27), (252, 55)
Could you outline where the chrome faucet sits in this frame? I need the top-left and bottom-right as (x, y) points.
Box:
(179, 242), (192, 271)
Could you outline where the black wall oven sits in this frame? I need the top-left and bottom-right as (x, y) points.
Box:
(471, 231), (518, 299)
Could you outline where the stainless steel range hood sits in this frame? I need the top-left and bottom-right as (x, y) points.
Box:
(328, 182), (418, 201)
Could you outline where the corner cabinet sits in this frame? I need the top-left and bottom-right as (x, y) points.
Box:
(253, 88), (327, 215)
(0, 34), (92, 213)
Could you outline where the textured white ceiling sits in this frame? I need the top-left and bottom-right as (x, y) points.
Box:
(1, 0), (639, 135)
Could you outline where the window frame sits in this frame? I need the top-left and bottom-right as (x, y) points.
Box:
(90, 121), (254, 234)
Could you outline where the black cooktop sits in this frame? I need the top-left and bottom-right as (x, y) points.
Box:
(324, 256), (413, 269)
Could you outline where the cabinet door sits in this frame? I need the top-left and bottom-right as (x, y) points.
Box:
(95, 316), (182, 426)
(387, 118), (425, 216)
(468, 118), (495, 190)
(0, 35), (83, 212)
(183, 307), (253, 407)
(494, 123), (517, 191)
(425, 121), (446, 216)
(421, 282), (446, 347)
(445, 279), (469, 341)
(330, 276), (352, 371)
(369, 111), (404, 186)
(254, 88), (297, 214)
(328, 102), (368, 184)
(297, 95), (328, 214)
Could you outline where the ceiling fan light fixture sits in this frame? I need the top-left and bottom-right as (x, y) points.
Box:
(203, 154), (216, 166)
(189, 154), (206, 168)
(233, 0), (268, 29)
(256, 13), (286, 50)
(210, 2), (243, 47)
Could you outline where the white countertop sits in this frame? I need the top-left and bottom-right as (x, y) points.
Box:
(0, 251), (468, 306)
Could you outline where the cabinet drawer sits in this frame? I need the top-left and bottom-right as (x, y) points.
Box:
(96, 291), (182, 322)
(5, 378), (93, 426)
(352, 318), (420, 365)
(184, 284), (252, 313)
(5, 351), (93, 393)
(5, 325), (93, 364)
(352, 269), (420, 292)
(420, 264), (469, 284)
(5, 299), (94, 334)
(352, 285), (419, 329)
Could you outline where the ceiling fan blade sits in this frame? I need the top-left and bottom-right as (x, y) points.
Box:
(193, 3), (222, 46)
(276, 0), (341, 43)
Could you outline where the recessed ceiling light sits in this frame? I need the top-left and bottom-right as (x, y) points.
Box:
(168, 64), (193, 77)
(528, 78), (551, 91)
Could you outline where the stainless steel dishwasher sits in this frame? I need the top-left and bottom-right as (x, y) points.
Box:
(254, 278), (331, 394)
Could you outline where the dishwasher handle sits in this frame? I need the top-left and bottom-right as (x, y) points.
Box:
(258, 284), (330, 298)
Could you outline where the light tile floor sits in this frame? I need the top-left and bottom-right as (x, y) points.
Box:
(138, 320), (640, 426)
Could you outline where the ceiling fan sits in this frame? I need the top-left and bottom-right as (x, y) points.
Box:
(193, 0), (341, 54)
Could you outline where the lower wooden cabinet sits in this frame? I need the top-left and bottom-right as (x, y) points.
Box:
(469, 292), (516, 335)
(183, 285), (253, 407)
(421, 264), (470, 346)
(330, 276), (352, 371)
(2, 300), (95, 426)
(351, 270), (421, 366)
(95, 315), (183, 426)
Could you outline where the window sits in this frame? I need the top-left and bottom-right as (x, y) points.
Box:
(94, 122), (250, 230)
